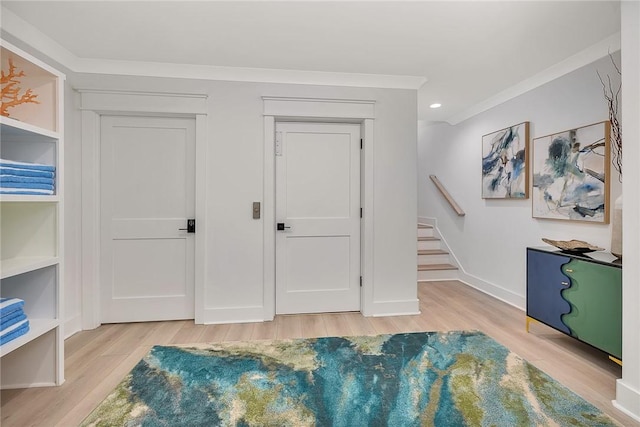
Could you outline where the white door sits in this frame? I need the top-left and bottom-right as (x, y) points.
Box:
(275, 122), (361, 314)
(100, 116), (195, 323)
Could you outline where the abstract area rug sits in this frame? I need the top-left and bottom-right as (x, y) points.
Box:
(81, 331), (616, 426)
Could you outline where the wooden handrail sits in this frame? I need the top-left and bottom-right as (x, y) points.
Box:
(429, 175), (465, 216)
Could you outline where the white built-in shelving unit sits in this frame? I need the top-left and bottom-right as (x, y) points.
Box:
(0, 39), (65, 388)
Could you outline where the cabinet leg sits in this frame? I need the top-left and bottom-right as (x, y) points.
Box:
(609, 355), (622, 366)
(526, 316), (538, 333)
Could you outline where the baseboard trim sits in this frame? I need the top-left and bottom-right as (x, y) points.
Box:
(367, 299), (420, 317)
(458, 271), (525, 311)
(64, 315), (82, 339)
(200, 306), (266, 325)
(416, 219), (525, 310)
(613, 379), (640, 422)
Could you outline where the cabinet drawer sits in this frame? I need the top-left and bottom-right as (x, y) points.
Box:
(561, 259), (622, 359)
(527, 249), (572, 334)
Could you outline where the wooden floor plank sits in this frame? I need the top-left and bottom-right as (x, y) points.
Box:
(1, 280), (637, 427)
(300, 314), (329, 338)
(223, 322), (255, 342)
(100, 322), (157, 356)
(168, 322), (207, 345)
(322, 313), (356, 337)
(250, 320), (277, 341)
(199, 323), (232, 343)
(276, 314), (303, 340)
(138, 320), (188, 346)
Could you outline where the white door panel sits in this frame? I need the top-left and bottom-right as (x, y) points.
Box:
(100, 116), (195, 323)
(275, 122), (361, 314)
(285, 236), (351, 291)
(110, 126), (189, 219)
(285, 132), (352, 218)
(112, 239), (187, 298)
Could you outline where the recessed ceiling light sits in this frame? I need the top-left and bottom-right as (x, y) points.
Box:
(430, 103), (442, 109)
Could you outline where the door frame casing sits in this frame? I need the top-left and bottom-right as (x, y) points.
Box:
(263, 97), (375, 320)
(79, 90), (208, 329)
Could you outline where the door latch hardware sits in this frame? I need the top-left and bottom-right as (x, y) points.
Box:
(179, 219), (196, 233)
(277, 222), (291, 231)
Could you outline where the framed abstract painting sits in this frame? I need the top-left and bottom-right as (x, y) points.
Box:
(482, 122), (529, 198)
(532, 121), (610, 223)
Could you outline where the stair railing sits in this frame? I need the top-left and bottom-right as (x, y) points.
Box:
(429, 175), (465, 216)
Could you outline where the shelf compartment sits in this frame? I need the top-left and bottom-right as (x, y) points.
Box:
(1, 44), (61, 133)
(1, 121), (58, 196)
(1, 118), (59, 165)
(1, 265), (58, 319)
(0, 327), (62, 388)
(1, 202), (57, 260)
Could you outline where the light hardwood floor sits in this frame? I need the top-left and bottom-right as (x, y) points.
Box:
(2, 280), (638, 426)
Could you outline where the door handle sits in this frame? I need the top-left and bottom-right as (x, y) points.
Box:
(179, 219), (196, 233)
(277, 222), (291, 231)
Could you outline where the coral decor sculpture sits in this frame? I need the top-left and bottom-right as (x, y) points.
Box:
(1, 58), (39, 117)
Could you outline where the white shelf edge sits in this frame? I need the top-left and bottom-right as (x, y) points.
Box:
(0, 195), (59, 203)
(0, 318), (60, 357)
(0, 256), (59, 279)
(0, 116), (60, 140)
(0, 39), (66, 80)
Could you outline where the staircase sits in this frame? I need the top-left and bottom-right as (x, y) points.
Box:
(417, 223), (458, 281)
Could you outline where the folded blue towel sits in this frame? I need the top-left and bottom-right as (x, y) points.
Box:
(0, 319), (29, 346)
(0, 188), (55, 195)
(0, 159), (55, 172)
(0, 182), (54, 191)
(0, 298), (25, 318)
(0, 167), (54, 179)
(0, 312), (26, 331)
(0, 175), (55, 185)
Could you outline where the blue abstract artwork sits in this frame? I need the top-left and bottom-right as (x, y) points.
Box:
(532, 121), (610, 222)
(482, 122), (529, 198)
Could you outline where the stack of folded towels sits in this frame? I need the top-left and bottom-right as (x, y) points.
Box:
(0, 298), (30, 346)
(0, 158), (56, 195)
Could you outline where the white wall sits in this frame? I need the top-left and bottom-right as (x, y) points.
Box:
(68, 74), (418, 322)
(418, 52), (622, 308)
(63, 83), (82, 337)
(615, 0), (640, 421)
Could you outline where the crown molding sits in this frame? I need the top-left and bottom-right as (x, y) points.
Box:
(447, 32), (622, 125)
(0, 6), (425, 90)
(76, 58), (426, 89)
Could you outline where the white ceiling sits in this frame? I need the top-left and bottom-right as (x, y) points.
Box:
(1, 1), (621, 123)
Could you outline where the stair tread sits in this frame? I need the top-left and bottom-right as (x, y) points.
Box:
(418, 249), (449, 255)
(418, 236), (440, 241)
(418, 263), (458, 271)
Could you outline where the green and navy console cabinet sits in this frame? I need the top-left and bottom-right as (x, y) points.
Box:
(526, 247), (622, 361)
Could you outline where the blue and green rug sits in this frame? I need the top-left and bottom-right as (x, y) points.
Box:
(82, 330), (616, 426)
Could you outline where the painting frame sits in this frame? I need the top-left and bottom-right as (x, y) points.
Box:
(482, 121), (530, 199)
(532, 121), (610, 223)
